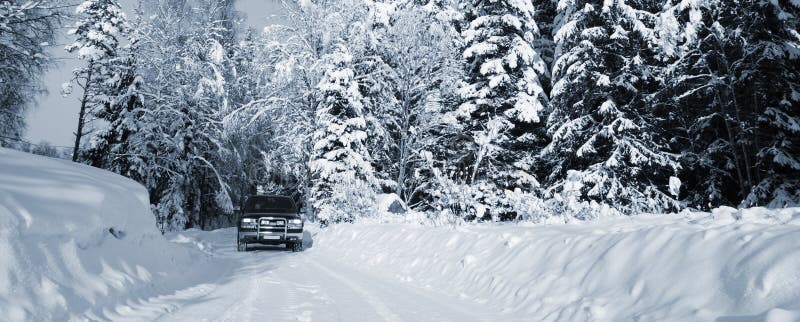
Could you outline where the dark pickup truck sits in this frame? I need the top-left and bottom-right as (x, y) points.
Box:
(237, 195), (304, 252)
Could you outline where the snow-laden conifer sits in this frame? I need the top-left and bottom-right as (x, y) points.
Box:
(457, 0), (549, 219)
(65, 0), (129, 161)
(658, 0), (800, 209)
(311, 45), (378, 224)
(544, 0), (680, 215)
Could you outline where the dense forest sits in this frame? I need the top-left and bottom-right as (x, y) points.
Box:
(2, 0), (798, 230)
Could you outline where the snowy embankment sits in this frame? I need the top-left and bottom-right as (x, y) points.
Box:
(0, 148), (212, 321)
(316, 208), (800, 321)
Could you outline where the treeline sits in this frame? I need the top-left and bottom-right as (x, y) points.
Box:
(5, 0), (799, 229)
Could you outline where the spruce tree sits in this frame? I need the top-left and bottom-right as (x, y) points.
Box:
(544, 0), (679, 215)
(457, 0), (549, 218)
(310, 45), (378, 224)
(66, 0), (129, 162)
(660, 0), (800, 208)
(84, 32), (142, 175)
(728, 1), (799, 207)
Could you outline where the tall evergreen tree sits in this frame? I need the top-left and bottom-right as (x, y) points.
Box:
(310, 45), (378, 224)
(65, 0), (129, 161)
(747, 0), (800, 207)
(457, 0), (549, 218)
(543, 0), (680, 215)
(659, 0), (800, 209)
(84, 21), (142, 174)
(657, 0), (747, 208)
(723, 0), (800, 207)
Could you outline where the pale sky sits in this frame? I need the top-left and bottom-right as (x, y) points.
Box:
(25, 0), (289, 147)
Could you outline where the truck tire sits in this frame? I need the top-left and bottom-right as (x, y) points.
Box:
(291, 242), (303, 252)
(237, 240), (247, 252)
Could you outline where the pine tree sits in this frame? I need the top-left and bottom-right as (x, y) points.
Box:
(659, 0), (800, 208)
(65, 0), (129, 161)
(723, 1), (799, 207)
(310, 45), (377, 224)
(84, 24), (142, 175)
(543, 0), (679, 215)
(457, 0), (549, 219)
(656, 0), (745, 208)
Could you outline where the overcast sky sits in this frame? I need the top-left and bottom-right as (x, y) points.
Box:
(25, 0), (288, 147)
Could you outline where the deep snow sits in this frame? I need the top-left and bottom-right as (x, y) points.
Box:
(316, 209), (800, 321)
(3, 147), (800, 321)
(0, 148), (215, 321)
(156, 209), (800, 322)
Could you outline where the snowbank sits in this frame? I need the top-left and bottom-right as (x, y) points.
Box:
(0, 148), (199, 321)
(316, 207), (800, 321)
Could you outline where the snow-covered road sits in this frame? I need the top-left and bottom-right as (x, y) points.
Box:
(115, 228), (511, 322)
(83, 210), (800, 322)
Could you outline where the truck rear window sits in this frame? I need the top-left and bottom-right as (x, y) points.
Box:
(244, 196), (296, 213)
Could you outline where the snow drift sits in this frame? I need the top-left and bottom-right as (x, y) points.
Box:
(0, 148), (199, 321)
(316, 208), (800, 321)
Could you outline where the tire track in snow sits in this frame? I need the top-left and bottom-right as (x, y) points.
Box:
(215, 271), (264, 322)
(305, 255), (404, 322)
(216, 253), (288, 322)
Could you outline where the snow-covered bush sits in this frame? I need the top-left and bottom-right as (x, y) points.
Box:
(504, 188), (553, 222)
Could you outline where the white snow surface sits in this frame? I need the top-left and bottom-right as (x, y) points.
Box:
(315, 208), (800, 321)
(0, 148), (208, 321)
(161, 208), (800, 322)
(3, 148), (800, 321)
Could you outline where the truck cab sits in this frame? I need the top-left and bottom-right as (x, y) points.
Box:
(237, 195), (304, 252)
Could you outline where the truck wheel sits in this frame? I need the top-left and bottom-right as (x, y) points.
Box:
(291, 242), (303, 252)
(237, 240), (247, 252)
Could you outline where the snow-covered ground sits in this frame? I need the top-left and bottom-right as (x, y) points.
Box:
(138, 210), (800, 322)
(3, 147), (800, 321)
(317, 209), (800, 321)
(0, 148), (218, 321)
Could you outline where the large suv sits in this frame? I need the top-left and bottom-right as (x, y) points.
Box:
(237, 195), (304, 252)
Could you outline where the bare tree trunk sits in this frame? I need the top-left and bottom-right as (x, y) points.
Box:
(722, 61), (754, 196)
(304, 171), (313, 219)
(751, 89), (762, 184)
(72, 61), (94, 162)
(730, 90), (754, 192)
(396, 137), (408, 196)
(395, 99), (410, 198)
(716, 90), (747, 198)
(303, 99), (316, 221)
